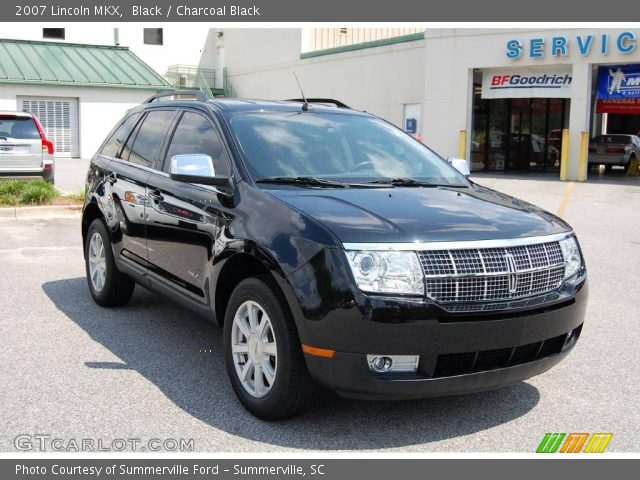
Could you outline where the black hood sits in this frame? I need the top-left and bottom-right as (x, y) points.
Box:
(265, 184), (571, 244)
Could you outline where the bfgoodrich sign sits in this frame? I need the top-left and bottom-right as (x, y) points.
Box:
(482, 66), (572, 99)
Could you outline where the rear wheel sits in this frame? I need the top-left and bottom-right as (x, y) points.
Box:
(85, 218), (135, 306)
(223, 276), (317, 419)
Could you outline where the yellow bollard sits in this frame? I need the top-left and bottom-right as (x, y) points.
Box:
(458, 130), (467, 160)
(560, 129), (569, 181)
(578, 131), (588, 181)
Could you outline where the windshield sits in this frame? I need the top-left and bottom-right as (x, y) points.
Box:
(227, 111), (468, 186)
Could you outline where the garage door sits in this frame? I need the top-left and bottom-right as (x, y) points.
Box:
(17, 96), (79, 157)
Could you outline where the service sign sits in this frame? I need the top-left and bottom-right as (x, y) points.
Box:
(482, 66), (573, 99)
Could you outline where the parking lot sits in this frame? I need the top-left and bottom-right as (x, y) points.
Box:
(0, 172), (638, 452)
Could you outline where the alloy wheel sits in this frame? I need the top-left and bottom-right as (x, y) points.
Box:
(231, 300), (278, 398)
(88, 232), (107, 293)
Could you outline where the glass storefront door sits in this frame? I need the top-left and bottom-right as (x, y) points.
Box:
(509, 98), (532, 170)
(471, 83), (570, 172)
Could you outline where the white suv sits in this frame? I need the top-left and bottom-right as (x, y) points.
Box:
(0, 111), (55, 183)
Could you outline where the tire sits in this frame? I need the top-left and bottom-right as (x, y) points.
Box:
(223, 275), (317, 420)
(605, 164), (613, 173)
(85, 218), (135, 307)
(43, 169), (55, 184)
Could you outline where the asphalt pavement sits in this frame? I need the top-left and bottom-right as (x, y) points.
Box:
(0, 172), (638, 452)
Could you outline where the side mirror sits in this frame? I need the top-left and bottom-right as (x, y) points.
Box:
(448, 157), (471, 177)
(169, 154), (232, 188)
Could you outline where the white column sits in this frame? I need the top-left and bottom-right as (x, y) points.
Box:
(464, 68), (474, 164)
(567, 62), (593, 181)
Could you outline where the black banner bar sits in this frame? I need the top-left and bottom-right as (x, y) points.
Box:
(3, 0), (639, 22)
(3, 459), (639, 480)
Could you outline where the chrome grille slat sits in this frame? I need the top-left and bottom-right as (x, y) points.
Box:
(419, 241), (565, 304)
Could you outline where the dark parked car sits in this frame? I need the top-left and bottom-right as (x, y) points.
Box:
(0, 111), (55, 183)
(82, 93), (587, 419)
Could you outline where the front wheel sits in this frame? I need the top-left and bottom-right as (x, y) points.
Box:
(85, 218), (135, 306)
(223, 276), (317, 419)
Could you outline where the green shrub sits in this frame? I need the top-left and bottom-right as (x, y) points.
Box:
(0, 180), (26, 197)
(18, 180), (57, 205)
(0, 193), (18, 206)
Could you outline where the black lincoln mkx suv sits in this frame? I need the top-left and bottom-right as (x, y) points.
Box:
(82, 92), (587, 419)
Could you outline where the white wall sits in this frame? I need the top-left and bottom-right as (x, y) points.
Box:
(0, 25), (217, 77)
(0, 84), (157, 158)
(222, 29), (426, 128)
(423, 28), (640, 180)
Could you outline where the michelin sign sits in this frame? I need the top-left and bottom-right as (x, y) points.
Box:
(596, 64), (640, 99)
(595, 63), (640, 114)
(482, 66), (572, 99)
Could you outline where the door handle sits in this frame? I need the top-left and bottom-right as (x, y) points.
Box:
(148, 189), (164, 203)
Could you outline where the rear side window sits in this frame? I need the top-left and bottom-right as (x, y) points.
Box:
(124, 110), (176, 166)
(100, 112), (141, 158)
(164, 112), (230, 175)
(592, 135), (631, 144)
(0, 116), (40, 140)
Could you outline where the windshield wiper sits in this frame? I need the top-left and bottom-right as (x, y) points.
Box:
(256, 176), (347, 188)
(361, 178), (468, 188)
(363, 178), (440, 187)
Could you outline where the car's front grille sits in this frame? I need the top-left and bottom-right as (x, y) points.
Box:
(419, 241), (565, 304)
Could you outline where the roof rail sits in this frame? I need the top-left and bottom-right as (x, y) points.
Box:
(144, 90), (207, 103)
(286, 98), (351, 109)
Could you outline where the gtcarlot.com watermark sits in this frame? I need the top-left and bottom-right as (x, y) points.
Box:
(14, 434), (194, 452)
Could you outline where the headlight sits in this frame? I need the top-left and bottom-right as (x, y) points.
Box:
(345, 250), (424, 295)
(559, 235), (582, 279)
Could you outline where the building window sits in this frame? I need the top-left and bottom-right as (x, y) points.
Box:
(143, 28), (163, 46)
(43, 28), (65, 40)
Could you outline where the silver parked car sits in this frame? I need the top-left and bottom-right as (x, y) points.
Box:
(588, 134), (640, 173)
(0, 111), (55, 183)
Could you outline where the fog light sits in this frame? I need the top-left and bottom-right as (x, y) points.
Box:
(367, 355), (419, 374)
(370, 356), (393, 372)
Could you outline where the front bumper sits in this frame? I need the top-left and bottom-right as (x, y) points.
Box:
(295, 262), (587, 400)
(305, 323), (581, 400)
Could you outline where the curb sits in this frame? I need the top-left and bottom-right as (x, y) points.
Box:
(0, 204), (82, 220)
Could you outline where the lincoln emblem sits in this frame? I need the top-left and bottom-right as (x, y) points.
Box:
(505, 253), (518, 294)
